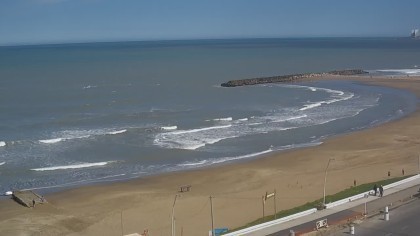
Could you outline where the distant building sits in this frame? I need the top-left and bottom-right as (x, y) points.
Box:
(411, 29), (420, 38)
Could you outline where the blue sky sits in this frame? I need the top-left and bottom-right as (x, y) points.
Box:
(1, 0), (419, 45)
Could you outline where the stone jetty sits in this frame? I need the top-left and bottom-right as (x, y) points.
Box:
(221, 69), (368, 87)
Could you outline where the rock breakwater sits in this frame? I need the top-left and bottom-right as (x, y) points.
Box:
(221, 69), (368, 87)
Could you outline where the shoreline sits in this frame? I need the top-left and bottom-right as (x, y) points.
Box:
(0, 75), (419, 235)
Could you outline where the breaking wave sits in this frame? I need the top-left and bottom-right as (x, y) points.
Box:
(170, 125), (232, 135)
(281, 84), (353, 111)
(213, 117), (233, 121)
(299, 87), (354, 111)
(177, 160), (208, 167)
(211, 149), (274, 164)
(83, 85), (97, 89)
(154, 125), (236, 150)
(0, 141), (5, 147)
(39, 128), (128, 144)
(39, 138), (64, 144)
(376, 69), (420, 75)
(175, 141), (323, 168)
(176, 149), (273, 168)
(31, 161), (113, 171)
(153, 84), (376, 151)
(161, 126), (178, 130)
(107, 129), (127, 135)
(0, 162), (5, 166)
(270, 115), (307, 123)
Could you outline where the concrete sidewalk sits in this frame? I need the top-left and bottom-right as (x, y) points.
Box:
(248, 177), (420, 236)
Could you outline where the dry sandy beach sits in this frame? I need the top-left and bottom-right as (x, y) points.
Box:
(0, 76), (419, 236)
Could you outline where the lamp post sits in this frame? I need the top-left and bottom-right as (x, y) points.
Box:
(323, 158), (335, 208)
(210, 196), (215, 236)
(171, 194), (180, 236)
(120, 211), (124, 236)
(363, 193), (369, 215)
(418, 153), (420, 174)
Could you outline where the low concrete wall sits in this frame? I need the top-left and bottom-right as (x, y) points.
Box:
(326, 174), (420, 209)
(223, 208), (317, 236)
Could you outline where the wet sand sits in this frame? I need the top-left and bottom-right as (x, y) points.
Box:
(0, 76), (419, 236)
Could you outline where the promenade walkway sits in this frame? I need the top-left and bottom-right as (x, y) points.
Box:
(226, 175), (420, 236)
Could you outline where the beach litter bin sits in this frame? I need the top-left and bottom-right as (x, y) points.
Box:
(209, 228), (229, 236)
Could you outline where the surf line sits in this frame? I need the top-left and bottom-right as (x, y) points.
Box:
(31, 161), (113, 171)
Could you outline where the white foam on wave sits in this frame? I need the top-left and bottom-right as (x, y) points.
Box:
(154, 84), (376, 151)
(107, 129), (127, 135)
(0, 141), (5, 147)
(39, 138), (63, 144)
(271, 115), (307, 123)
(31, 161), (112, 171)
(300, 103), (321, 111)
(39, 135), (91, 144)
(284, 84), (349, 112)
(175, 142), (323, 168)
(213, 117), (233, 122)
(175, 149), (273, 168)
(211, 149), (273, 165)
(154, 114), (304, 150)
(286, 84), (346, 96)
(272, 141), (323, 152)
(154, 124), (236, 150)
(178, 137), (229, 150)
(307, 87), (317, 92)
(171, 125), (232, 135)
(299, 87), (354, 111)
(249, 122), (263, 126)
(39, 128), (128, 144)
(161, 126), (178, 130)
(376, 69), (420, 75)
(83, 85), (97, 89)
(0, 162), (5, 166)
(177, 160), (208, 167)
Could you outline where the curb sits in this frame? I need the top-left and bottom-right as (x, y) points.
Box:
(303, 187), (420, 235)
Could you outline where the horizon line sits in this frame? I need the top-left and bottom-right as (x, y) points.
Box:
(0, 35), (413, 48)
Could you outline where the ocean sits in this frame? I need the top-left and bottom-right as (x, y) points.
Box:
(0, 38), (419, 194)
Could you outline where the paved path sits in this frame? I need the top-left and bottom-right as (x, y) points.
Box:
(336, 196), (420, 235)
(249, 177), (420, 236)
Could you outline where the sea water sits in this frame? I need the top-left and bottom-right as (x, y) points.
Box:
(0, 38), (419, 194)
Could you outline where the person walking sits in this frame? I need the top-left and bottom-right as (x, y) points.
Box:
(373, 184), (378, 196)
(379, 185), (384, 197)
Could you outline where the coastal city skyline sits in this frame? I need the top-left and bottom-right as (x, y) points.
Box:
(1, 0), (420, 46)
